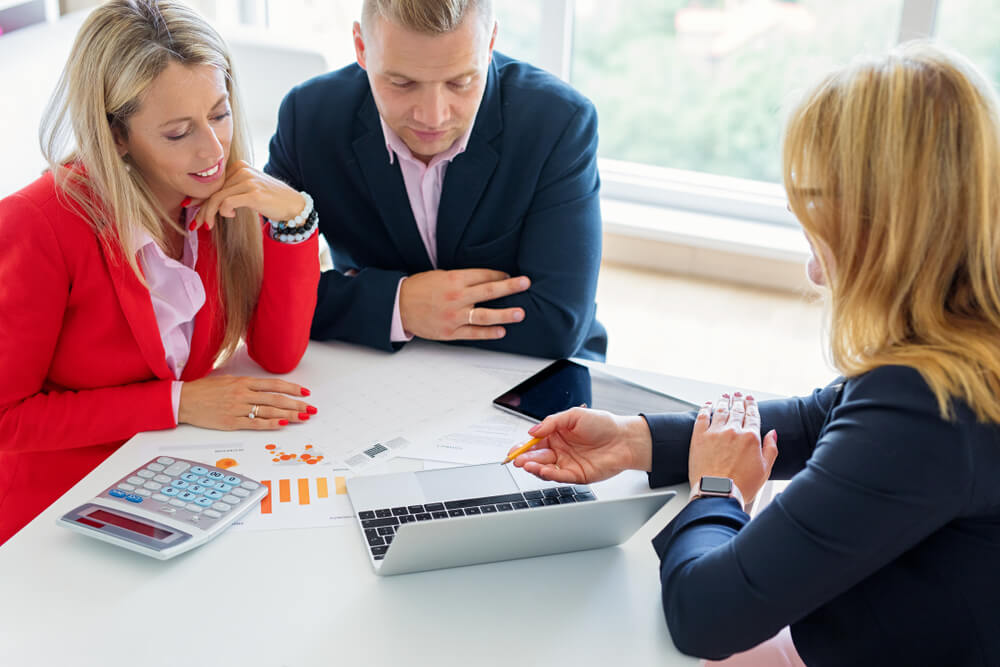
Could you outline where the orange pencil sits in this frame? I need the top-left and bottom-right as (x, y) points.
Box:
(501, 437), (541, 465)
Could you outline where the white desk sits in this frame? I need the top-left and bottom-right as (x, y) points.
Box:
(0, 341), (757, 667)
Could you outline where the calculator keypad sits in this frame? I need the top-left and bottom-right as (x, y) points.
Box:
(100, 457), (258, 527)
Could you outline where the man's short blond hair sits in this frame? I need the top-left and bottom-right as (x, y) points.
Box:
(361, 0), (494, 36)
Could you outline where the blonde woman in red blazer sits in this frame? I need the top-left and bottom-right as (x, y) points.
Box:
(0, 1), (321, 545)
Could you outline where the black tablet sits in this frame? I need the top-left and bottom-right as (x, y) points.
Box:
(493, 359), (698, 422)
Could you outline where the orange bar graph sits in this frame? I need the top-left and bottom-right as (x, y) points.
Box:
(261, 480), (272, 514)
(260, 476), (349, 514)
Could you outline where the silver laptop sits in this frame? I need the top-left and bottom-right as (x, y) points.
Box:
(346, 463), (676, 576)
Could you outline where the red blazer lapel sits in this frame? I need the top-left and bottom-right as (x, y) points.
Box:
(101, 241), (174, 381)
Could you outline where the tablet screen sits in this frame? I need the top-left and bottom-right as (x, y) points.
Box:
(493, 359), (696, 422)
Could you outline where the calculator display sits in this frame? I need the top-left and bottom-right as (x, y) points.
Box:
(88, 509), (175, 540)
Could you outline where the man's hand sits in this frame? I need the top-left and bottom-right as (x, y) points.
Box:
(399, 269), (531, 341)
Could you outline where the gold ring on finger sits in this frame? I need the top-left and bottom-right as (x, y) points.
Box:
(249, 404), (259, 419)
(468, 307), (476, 325)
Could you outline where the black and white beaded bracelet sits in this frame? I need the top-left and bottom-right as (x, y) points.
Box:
(268, 191), (319, 244)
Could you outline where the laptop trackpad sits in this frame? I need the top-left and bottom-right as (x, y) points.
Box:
(416, 464), (520, 504)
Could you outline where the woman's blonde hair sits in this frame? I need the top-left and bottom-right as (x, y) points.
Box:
(41, 0), (262, 362)
(784, 43), (1000, 422)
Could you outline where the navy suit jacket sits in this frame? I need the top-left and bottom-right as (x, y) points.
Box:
(265, 53), (607, 360)
(644, 366), (1000, 666)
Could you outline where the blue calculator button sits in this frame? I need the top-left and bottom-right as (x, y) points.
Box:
(197, 476), (214, 485)
(204, 489), (224, 499)
(188, 484), (206, 494)
(180, 472), (200, 482)
(125, 494), (143, 503)
(162, 487), (180, 496)
(195, 497), (214, 507)
(109, 489), (127, 498)
(223, 475), (241, 485)
(207, 471), (225, 479)
(171, 480), (189, 489)
(214, 482), (233, 492)
(178, 491), (198, 501)
(190, 466), (209, 475)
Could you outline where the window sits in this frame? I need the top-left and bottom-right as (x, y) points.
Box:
(934, 0), (1000, 91)
(493, 3), (542, 64)
(571, 0), (903, 185)
(193, 1), (986, 231)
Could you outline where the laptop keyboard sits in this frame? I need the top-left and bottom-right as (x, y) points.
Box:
(358, 485), (597, 560)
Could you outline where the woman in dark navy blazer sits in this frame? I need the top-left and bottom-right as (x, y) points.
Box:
(508, 43), (1000, 667)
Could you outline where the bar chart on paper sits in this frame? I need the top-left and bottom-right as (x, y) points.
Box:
(245, 472), (355, 531)
(161, 441), (356, 531)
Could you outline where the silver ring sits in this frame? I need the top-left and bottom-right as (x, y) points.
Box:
(248, 404), (259, 420)
(468, 307), (475, 325)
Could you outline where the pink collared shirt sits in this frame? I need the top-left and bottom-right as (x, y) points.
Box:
(133, 208), (206, 423)
(136, 208), (307, 423)
(380, 117), (474, 342)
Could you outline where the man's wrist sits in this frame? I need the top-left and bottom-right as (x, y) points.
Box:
(390, 277), (414, 343)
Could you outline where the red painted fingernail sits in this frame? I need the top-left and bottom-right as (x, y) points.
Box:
(300, 388), (311, 397)
(306, 406), (317, 414)
(734, 391), (743, 397)
(278, 419), (289, 426)
(298, 413), (310, 420)
(189, 221), (197, 230)
(746, 395), (755, 401)
(180, 197), (192, 207)
(722, 393), (730, 398)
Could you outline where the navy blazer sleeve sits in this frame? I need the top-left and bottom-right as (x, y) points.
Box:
(644, 379), (844, 488)
(646, 367), (973, 660)
(450, 100), (602, 360)
(265, 86), (405, 351)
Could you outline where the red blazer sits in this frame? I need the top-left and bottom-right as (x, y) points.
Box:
(0, 173), (319, 545)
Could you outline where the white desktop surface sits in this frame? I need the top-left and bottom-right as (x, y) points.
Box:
(0, 340), (764, 667)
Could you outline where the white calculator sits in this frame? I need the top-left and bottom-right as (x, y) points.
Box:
(57, 456), (267, 560)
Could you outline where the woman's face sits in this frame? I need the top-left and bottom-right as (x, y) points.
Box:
(116, 61), (233, 212)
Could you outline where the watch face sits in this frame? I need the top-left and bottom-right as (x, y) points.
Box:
(700, 476), (733, 494)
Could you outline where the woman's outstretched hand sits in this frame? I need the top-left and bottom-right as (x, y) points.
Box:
(508, 407), (653, 484)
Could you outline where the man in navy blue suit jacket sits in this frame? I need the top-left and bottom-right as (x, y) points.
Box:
(265, 0), (607, 359)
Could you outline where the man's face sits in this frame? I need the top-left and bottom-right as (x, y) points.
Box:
(354, 10), (496, 163)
